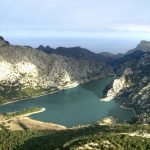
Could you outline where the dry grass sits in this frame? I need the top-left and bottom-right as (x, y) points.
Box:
(0, 108), (66, 131)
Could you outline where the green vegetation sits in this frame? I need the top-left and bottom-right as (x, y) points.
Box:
(3, 107), (43, 119)
(0, 123), (150, 150)
(0, 84), (56, 104)
(64, 134), (150, 150)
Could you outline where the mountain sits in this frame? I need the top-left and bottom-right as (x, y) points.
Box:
(37, 41), (150, 123)
(104, 50), (150, 123)
(1, 37), (150, 149)
(0, 36), (9, 46)
(127, 40), (150, 54)
(2, 36), (150, 122)
(0, 36), (113, 104)
(37, 45), (122, 63)
(97, 52), (123, 63)
(37, 46), (103, 62)
(98, 52), (123, 58)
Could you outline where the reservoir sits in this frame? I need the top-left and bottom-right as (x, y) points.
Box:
(0, 76), (135, 127)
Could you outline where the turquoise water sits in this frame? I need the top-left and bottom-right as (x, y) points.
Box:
(0, 76), (135, 127)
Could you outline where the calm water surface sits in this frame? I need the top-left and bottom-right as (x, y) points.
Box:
(0, 76), (135, 127)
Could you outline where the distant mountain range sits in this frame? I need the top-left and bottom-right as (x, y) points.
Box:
(36, 45), (123, 63)
(37, 40), (150, 64)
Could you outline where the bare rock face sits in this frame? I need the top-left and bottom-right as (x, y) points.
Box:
(0, 37), (114, 103)
(101, 75), (130, 101)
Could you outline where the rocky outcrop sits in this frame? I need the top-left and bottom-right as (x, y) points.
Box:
(102, 75), (130, 101)
(0, 37), (114, 104)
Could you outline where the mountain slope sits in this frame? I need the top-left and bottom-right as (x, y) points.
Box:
(0, 37), (114, 104)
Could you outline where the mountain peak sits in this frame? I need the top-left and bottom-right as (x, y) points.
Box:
(136, 40), (150, 51)
(138, 40), (150, 46)
(127, 40), (150, 54)
(0, 36), (5, 41)
(139, 40), (150, 44)
(0, 36), (9, 46)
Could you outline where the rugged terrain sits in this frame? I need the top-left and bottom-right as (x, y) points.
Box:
(0, 37), (113, 104)
(104, 50), (150, 123)
(1, 37), (150, 149)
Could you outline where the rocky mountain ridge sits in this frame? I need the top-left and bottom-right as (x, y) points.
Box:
(37, 45), (122, 63)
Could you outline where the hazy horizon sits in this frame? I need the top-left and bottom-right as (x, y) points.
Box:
(1, 0), (150, 53)
(5, 36), (141, 54)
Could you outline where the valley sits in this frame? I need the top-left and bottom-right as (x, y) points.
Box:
(1, 36), (150, 149)
(0, 76), (135, 128)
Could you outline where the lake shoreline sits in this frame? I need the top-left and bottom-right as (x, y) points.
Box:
(0, 107), (66, 130)
(24, 107), (46, 117)
(120, 105), (137, 118)
(1, 75), (114, 106)
(101, 98), (137, 119)
(23, 107), (67, 130)
(0, 75), (136, 128)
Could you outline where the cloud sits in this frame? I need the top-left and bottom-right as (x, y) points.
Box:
(112, 24), (150, 33)
(0, 0), (150, 41)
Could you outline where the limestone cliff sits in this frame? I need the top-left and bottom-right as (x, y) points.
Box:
(102, 75), (130, 101)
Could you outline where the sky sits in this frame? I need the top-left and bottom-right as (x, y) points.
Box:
(0, 0), (150, 53)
